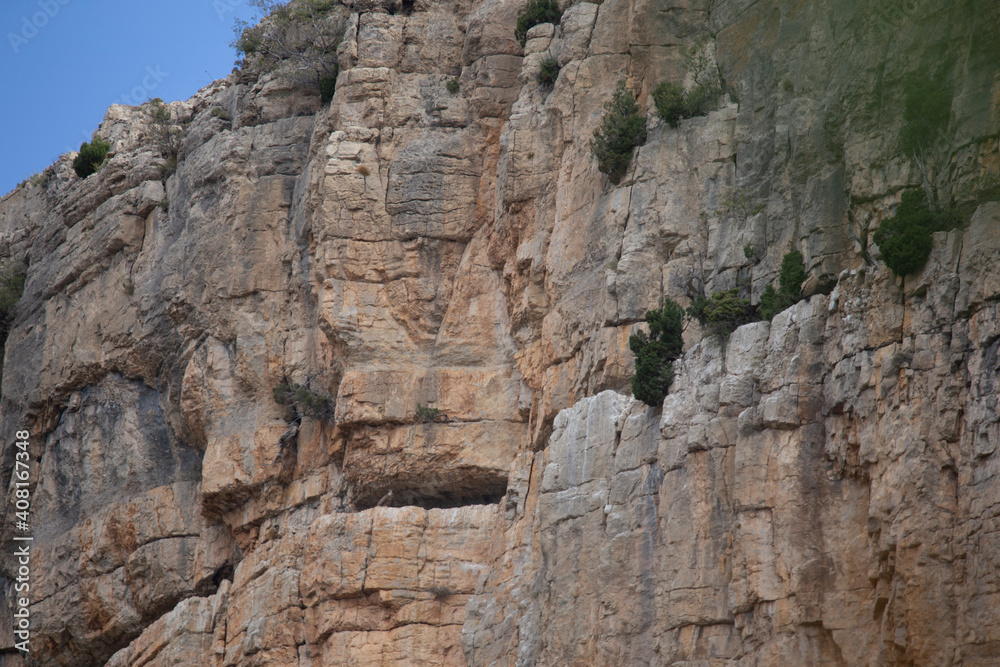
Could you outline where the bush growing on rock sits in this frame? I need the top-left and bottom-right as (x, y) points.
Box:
(232, 0), (347, 98)
(629, 299), (684, 406)
(273, 382), (334, 419)
(514, 0), (561, 46)
(652, 81), (685, 128)
(687, 288), (754, 339)
(591, 81), (647, 185)
(872, 189), (960, 277)
(653, 80), (718, 128)
(446, 77), (460, 94)
(210, 106), (233, 121)
(72, 137), (110, 178)
(416, 404), (443, 422)
(759, 249), (807, 320)
(538, 58), (560, 88)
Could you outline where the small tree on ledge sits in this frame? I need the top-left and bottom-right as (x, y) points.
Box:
(591, 81), (647, 186)
(629, 299), (684, 406)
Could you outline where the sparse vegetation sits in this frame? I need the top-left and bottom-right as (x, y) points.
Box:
(872, 189), (959, 277)
(416, 403), (442, 422)
(899, 71), (951, 163)
(653, 42), (720, 128)
(514, 0), (561, 46)
(73, 137), (111, 178)
(629, 299), (684, 406)
(899, 71), (953, 208)
(273, 382), (334, 419)
(161, 156), (178, 178)
(591, 80), (647, 185)
(652, 81), (685, 128)
(653, 79), (718, 128)
(210, 106), (233, 121)
(687, 288), (754, 339)
(538, 58), (560, 87)
(146, 100), (183, 177)
(232, 0), (347, 97)
(758, 250), (807, 320)
(28, 172), (48, 188)
(446, 77), (460, 94)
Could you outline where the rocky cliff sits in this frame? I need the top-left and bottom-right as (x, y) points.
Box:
(1, 0), (998, 665)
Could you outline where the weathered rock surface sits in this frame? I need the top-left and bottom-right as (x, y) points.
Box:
(0, 0), (997, 665)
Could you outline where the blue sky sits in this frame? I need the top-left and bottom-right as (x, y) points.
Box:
(0, 0), (260, 196)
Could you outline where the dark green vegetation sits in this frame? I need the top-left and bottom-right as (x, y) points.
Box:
(652, 80), (716, 128)
(538, 58), (560, 87)
(73, 138), (111, 178)
(232, 0), (346, 99)
(759, 250), (807, 320)
(273, 382), (334, 419)
(591, 81), (647, 185)
(687, 289), (755, 339)
(446, 77), (460, 94)
(873, 189), (960, 277)
(629, 300), (685, 406)
(514, 0), (561, 46)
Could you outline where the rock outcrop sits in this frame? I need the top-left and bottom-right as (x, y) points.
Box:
(0, 0), (997, 665)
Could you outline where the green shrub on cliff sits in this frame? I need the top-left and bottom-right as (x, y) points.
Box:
(591, 81), (647, 185)
(629, 299), (684, 406)
(538, 58), (560, 87)
(514, 0), (561, 46)
(273, 382), (334, 419)
(872, 189), (960, 277)
(653, 80), (717, 128)
(652, 81), (686, 128)
(759, 250), (807, 320)
(687, 288), (754, 339)
(73, 138), (110, 178)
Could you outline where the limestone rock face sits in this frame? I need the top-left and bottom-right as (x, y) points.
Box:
(0, 0), (998, 665)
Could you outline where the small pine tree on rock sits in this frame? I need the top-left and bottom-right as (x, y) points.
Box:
(73, 138), (111, 178)
(759, 249), (807, 320)
(591, 81), (647, 185)
(514, 0), (562, 46)
(872, 189), (938, 277)
(629, 299), (685, 406)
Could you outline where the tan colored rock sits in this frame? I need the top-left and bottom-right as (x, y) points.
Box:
(2, 0), (999, 665)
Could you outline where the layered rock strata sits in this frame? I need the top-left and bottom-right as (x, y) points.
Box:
(0, 0), (996, 665)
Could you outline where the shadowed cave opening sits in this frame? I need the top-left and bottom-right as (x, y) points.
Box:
(349, 471), (509, 511)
